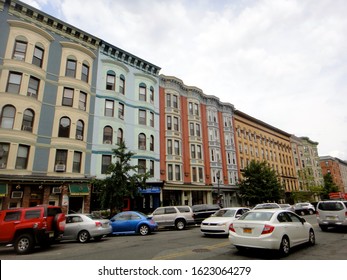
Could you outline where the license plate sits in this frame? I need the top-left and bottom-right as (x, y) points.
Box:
(49, 232), (54, 238)
(327, 216), (337, 220)
(243, 228), (252, 233)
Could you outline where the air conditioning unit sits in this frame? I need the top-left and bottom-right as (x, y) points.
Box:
(11, 191), (23, 199)
(55, 164), (66, 172)
(52, 187), (62, 194)
(104, 140), (112, 144)
(76, 135), (83, 140)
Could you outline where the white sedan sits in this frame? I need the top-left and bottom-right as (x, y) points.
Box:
(200, 207), (250, 236)
(228, 209), (315, 256)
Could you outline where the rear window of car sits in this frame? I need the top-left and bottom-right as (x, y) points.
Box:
(318, 202), (346, 211)
(177, 206), (191, 213)
(239, 211), (273, 221)
(47, 207), (62, 216)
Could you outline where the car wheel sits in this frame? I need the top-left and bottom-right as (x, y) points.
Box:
(77, 230), (90, 243)
(175, 219), (186, 230)
(14, 233), (34, 254)
(139, 224), (150, 236)
(308, 229), (315, 246)
(278, 236), (290, 257)
(308, 209), (314, 215)
(300, 210), (305, 216)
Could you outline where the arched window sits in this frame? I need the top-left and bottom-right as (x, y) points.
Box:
(117, 128), (123, 145)
(65, 57), (77, 78)
(106, 70), (116, 90)
(150, 86), (154, 103)
(138, 133), (146, 150)
(58, 117), (71, 137)
(150, 135), (154, 151)
(76, 120), (84, 140)
(13, 38), (27, 61)
(0, 105), (16, 129)
(22, 109), (34, 132)
(103, 126), (113, 144)
(119, 74), (125, 94)
(32, 43), (44, 68)
(81, 61), (90, 83)
(139, 83), (146, 101)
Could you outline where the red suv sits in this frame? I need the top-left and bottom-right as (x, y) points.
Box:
(0, 205), (65, 254)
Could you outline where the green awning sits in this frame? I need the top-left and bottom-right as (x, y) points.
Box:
(0, 184), (7, 197)
(69, 184), (89, 196)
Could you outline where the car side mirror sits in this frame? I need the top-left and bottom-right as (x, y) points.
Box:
(301, 217), (306, 224)
(235, 214), (241, 218)
(110, 218), (115, 222)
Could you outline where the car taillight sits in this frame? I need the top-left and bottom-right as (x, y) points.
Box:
(229, 223), (235, 232)
(95, 221), (102, 227)
(345, 211), (347, 217)
(261, 224), (274, 234)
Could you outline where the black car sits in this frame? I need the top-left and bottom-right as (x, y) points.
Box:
(192, 204), (220, 224)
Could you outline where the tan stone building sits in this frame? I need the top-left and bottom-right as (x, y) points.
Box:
(233, 110), (298, 200)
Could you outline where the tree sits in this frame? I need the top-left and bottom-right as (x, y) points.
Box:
(238, 160), (284, 206)
(93, 141), (150, 214)
(321, 173), (339, 199)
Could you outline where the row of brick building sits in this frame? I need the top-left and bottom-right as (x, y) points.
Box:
(0, 0), (346, 214)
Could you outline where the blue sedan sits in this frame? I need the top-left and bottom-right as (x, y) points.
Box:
(110, 211), (158, 236)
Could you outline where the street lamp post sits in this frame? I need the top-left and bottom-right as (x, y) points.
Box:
(216, 171), (221, 207)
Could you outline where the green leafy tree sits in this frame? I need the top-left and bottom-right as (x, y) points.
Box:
(93, 141), (150, 214)
(238, 160), (284, 206)
(321, 173), (339, 199)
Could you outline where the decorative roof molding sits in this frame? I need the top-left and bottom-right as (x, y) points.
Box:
(60, 41), (96, 59)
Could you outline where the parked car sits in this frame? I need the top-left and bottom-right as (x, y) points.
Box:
(192, 204), (221, 224)
(294, 203), (315, 215)
(253, 203), (281, 210)
(228, 209), (315, 257)
(0, 205), (65, 254)
(110, 211), (158, 236)
(200, 207), (250, 236)
(150, 206), (195, 230)
(316, 200), (347, 231)
(279, 204), (295, 212)
(63, 213), (112, 243)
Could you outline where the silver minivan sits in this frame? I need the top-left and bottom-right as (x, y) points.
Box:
(316, 200), (347, 231)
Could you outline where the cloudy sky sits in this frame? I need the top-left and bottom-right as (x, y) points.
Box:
(21, 0), (347, 160)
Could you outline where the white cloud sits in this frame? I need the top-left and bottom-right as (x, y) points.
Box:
(21, 0), (347, 160)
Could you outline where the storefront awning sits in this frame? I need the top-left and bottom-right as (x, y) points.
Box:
(69, 184), (89, 196)
(0, 183), (7, 197)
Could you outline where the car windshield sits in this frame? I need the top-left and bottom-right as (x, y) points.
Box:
(214, 209), (236, 217)
(239, 211), (274, 221)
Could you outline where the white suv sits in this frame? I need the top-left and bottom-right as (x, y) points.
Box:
(150, 206), (195, 230)
(316, 200), (347, 231)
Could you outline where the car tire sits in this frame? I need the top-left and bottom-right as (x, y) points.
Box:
(308, 209), (314, 215)
(77, 230), (90, 243)
(300, 210), (305, 216)
(175, 219), (186, 230)
(14, 233), (34, 254)
(308, 229), (315, 246)
(139, 224), (150, 236)
(278, 236), (290, 257)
